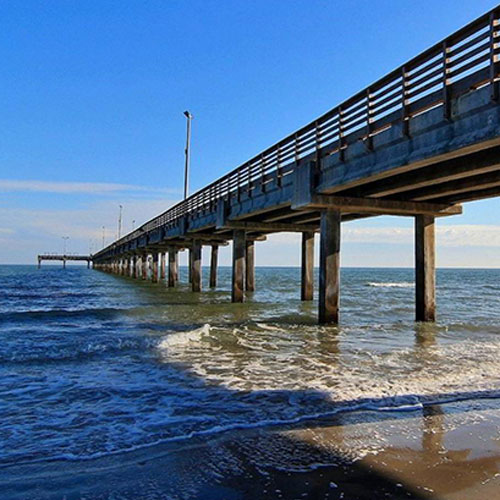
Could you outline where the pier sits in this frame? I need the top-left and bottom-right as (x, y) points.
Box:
(38, 254), (92, 269)
(92, 8), (500, 324)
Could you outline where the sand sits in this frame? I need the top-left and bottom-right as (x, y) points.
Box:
(1, 397), (499, 499)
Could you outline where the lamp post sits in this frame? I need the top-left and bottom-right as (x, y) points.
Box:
(183, 110), (193, 200)
(118, 205), (123, 239)
(102, 226), (106, 248)
(62, 236), (69, 255)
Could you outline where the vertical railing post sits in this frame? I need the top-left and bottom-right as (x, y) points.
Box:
(276, 145), (282, 187)
(442, 41), (451, 120)
(260, 153), (266, 193)
(294, 132), (300, 164)
(402, 65), (410, 137)
(366, 88), (373, 151)
(338, 106), (345, 162)
(490, 11), (499, 102)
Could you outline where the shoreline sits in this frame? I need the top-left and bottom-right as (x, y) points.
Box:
(2, 396), (499, 499)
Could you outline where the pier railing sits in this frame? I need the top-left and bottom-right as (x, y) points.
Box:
(96, 7), (500, 255)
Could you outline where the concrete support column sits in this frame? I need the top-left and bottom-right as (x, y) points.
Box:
(136, 256), (141, 278)
(188, 249), (193, 283)
(192, 240), (202, 292)
(415, 215), (436, 322)
(151, 254), (159, 283)
(210, 245), (218, 288)
(232, 230), (246, 303)
(130, 256), (135, 277)
(87, 260), (90, 269)
(301, 231), (314, 301)
(175, 252), (179, 283)
(245, 240), (255, 292)
(168, 248), (177, 287)
(63, 259), (66, 269)
(38, 258), (41, 269)
(142, 255), (148, 280)
(318, 210), (341, 324)
(160, 252), (166, 281)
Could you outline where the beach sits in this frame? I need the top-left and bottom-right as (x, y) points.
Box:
(0, 265), (499, 499)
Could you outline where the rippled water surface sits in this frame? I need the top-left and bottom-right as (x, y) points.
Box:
(1, 265), (499, 468)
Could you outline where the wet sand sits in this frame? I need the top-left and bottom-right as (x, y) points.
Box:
(2, 397), (499, 499)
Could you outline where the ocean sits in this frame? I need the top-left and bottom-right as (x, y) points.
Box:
(1, 265), (499, 499)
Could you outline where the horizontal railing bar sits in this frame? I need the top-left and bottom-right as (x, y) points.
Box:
(449, 30), (489, 58)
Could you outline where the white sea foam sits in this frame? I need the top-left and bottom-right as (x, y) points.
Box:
(367, 282), (414, 288)
(158, 324), (211, 348)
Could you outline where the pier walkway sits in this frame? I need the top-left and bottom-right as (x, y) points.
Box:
(93, 8), (500, 323)
(38, 254), (92, 269)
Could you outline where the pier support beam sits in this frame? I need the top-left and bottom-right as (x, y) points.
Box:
(318, 210), (341, 324)
(142, 255), (148, 280)
(301, 231), (314, 301)
(134, 256), (139, 278)
(232, 230), (246, 303)
(151, 254), (158, 283)
(168, 248), (177, 288)
(188, 249), (193, 283)
(415, 215), (436, 322)
(192, 240), (202, 292)
(245, 240), (255, 292)
(210, 245), (218, 288)
(175, 252), (179, 283)
(160, 252), (166, 281)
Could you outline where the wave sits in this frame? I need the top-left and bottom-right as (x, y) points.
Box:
(2, 389), (499, 468)
(158, 324), (211, 348)
(366, 282), (414, 288)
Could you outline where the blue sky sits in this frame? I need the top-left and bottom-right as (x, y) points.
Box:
(1, 0), (499, 266)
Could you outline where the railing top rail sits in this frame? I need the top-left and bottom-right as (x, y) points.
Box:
(95, 5), (499, 258)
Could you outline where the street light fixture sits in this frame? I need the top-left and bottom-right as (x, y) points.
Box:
(62, 236), (69, 255)
(118, 204), (123, 239)
(183, 110), (193, 200)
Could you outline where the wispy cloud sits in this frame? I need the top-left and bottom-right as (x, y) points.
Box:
(0, 179), (180, 196)
(265, 225), (500, 247)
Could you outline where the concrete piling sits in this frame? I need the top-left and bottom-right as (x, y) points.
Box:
(210, 245), (218, 288)
(232, 230), (246, 303)
(301, 231), (314, 301)
(415, 215), (436, 322)
(318, 210), (341, 324)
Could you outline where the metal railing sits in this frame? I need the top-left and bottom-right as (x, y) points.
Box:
(96, 6), (500, 257)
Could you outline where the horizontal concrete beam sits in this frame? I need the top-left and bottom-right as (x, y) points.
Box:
(292, 194), (462, 217)
(220, 220), (318, 233)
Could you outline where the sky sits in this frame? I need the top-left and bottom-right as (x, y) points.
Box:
(1, 0), (500, 267)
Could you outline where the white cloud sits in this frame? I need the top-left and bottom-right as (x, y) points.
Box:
(0, 197), (179, 262)
(264, 225), (500, 247)
(0, 179), (180, 196)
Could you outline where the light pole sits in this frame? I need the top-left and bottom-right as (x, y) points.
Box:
(102, 226), (106, 248)
(118, 204), (123, 239)
(132, 219), (136, 231)
(183, 110), (193, 200)
(62, 236), (69, 255)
